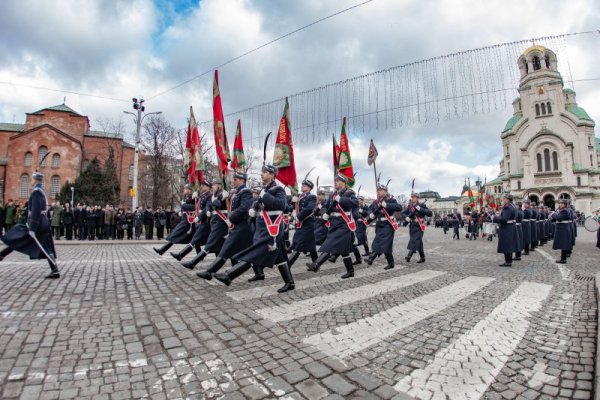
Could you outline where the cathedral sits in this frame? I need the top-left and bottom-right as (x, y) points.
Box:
(486, 45), (599, 214)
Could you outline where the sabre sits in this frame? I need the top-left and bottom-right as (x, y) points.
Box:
(26, 226), (57, 266)
(262, 132), (272, 166)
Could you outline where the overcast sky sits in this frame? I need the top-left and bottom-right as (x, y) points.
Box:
(1, 0), (599, 197)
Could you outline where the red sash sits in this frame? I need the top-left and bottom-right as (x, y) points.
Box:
(416, 216), (426, 232)
(336, 204), (356, 232)
(214, 209), (233, 230)
(379, 206), (399, 231)
(262, 210), (284, 237)
(185, 211), (196, 223)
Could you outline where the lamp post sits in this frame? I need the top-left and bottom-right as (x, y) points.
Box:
(70, 186), (74, 207)
(124, 98), (162, 211)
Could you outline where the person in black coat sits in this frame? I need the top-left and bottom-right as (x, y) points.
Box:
(125, 209), (134, 240)
(62, 203), (74, 240)
(143, 207), (154, 240)
(153, 185), (195, 254)
(1, 172), (58, 278)
(513, 201), (524, 261)
(165, 209), (173, 234)
(451, 210), (461, 239)
(365, 183), (401, 269)
(306, 174), (359, 279)
(155, 207), (166, 240)
(214, 164), (295, 293)
(354, 196), (370, 256)
(196, 172), (254, 279)
(529, 203), (538, 250)
(313, 190), (328, 246)
(86, 206), (96, 240)
(521, 199), (532, 255)
(401, 192), (433, 263)
(491, 193), (518, 267)
(288, 179), (318, 268)
(74, 203), (86, 240)
(551, 199), (573, 263)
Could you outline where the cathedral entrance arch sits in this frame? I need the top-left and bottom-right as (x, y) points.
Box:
(529, 194), (540, 205)
(543, 194), (556, 210)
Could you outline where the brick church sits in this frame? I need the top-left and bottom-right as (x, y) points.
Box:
(0, 103), (140, 206)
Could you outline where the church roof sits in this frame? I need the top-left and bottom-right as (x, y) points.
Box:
(31, 103), (83, 116)
(0, 123), (25, 132)
(486, 176), (503, 185)
(566, 105), (594, 122)
(523, 45), (548, 55)
(502, 113), (522, 133)
(85, 130), (123, 139)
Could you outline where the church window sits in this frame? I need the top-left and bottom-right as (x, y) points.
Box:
(24, 152), (33, 167)
(532, 56), (541, 70)
(544, 55), (551, 69)
(592, 154), (595, 167)
(537, 153), (543, 172)
(541, 103), (546, 115)
(552, 151), (559, 171)
(51, 175), (60, 198)
(128, 164), (134, 181)
(38, 146), (48, 167)
(506, 145), (509, 155)
(507, 162), (510, 173)
(544, 149), (551, 171)
(523, 60), (529, 74)
(20, 174), (29, 198)
(546, 102), (552, 114)
(52, 153), (60, 168)
(577, 177), (581, 187)
(517, 181), (521, 190)
(535, 104), (540, 116)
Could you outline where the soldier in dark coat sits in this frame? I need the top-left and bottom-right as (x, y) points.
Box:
(214, 164), (295, 293)
(401, 192), (433, 263)
(365, 183), (401, 269)
(521, 199), (532, 255)
(551, 199), (573, 263)
(537, 206), (546, 246)
(354, 195), (370, 256)
(529, 203), (538, 250)
(288, 179), (318, 268)
(196, 172), (254, 279)
(171, 181), (212, 261)
(153, 185), (195, 255)
(492, 193), (518, 267)
(313, 190), (328, 246)
(513, 201), (524, 261)
(306, 174), (358, 279)
(451, 210), (461, 240)
(1, 172), (59, 278)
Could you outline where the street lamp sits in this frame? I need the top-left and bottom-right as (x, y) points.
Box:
(124, 98), (162, 211)
(70, 186), (74, 207)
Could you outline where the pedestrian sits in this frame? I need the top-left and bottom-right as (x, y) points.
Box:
(74, 203), (86, 240)
(115, 208), (125, 239)
(86, 206), (96, 240)
(451, 209), (461, 239)
(4, 199), (17, 231)
(133, 208), (143, 240)
(62, 203), (74, 240)
(104, 205), (115, 240)
(143, 206), (154, 240)
(51, 202), (63, 240)
(125, 209), (134, 240)
(155, 207), (166, 240)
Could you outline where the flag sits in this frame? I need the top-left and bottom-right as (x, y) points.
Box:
(467, 186), (475, 209)
(478, 189), (484, 208)
(367, 139), (378, 166)
(184, 106), (204, 187)
(337, 117), (355, 187)
(273, 98), (298, 194)
(230, 119), (245, 171)
(332, 134), (340, 177)
(213, 69), (231, 189)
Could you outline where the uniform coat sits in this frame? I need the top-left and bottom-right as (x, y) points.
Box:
(369, 197), (401, 254)
(166, 196), (196, 244)
(313, 203), (328, 245)
(529, 208), (538, 245)
(521, 207), (532, 247)
(291, 192), (317, 253)
(217, 186), (254, 259)
(354, 204), (369, 246)
(551, 208), (573, 251)
(401, 203), (433, 252)
(203, 191), (229, 254)
(318, 189), (358, 255)
(493, 203), (518, 254)
(515, 207), (523, 252)
(190, 193), (212, 248)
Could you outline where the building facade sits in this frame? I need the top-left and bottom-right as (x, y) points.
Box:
(0, 104), (140, 206)
(486, 45), (600, 213)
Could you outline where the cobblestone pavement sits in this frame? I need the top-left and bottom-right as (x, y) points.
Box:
(0, 227), (598, 399)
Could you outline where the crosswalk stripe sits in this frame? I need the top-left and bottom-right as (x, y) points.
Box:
(226, 264), (405, 301)
(303, 276), (495, 359)
(394, 281), (552, 400)
(256, 270), (446, 322)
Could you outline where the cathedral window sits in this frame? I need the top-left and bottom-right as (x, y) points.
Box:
(38, 146), (48, 167)
(517, 181), (521, 190)
(535, 104), (540, 116)
(523, 60), (529, 74)
(507, 162), (510, 173)
(20, 174), (29, 198)
(24, 152), (33, 167)
(592, 154), (595, 167)
(541, 103), (546, 115)
(544, 149), (551, 171)
(544, 55), (551, 69)
(52, 153), (60, 168)
(546, 102), (552, 114)
(532, 56), (541, 70)
(577, 177), (581, 187)
(552, 151), (559, 171)
(537, 153), (543, 172)
(51, 175), (60, 198)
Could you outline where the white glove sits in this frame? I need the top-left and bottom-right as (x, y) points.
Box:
(292, 210), (297, 218)
(334, 195), (341, 202)
(181, 200), (186, 205)
(292, 196), (298, 202)
(318, 204), (322, 209)
(369, 213), (375, 220)
(405, 217), (411, 222)
(194, 216), (199, 223)
(249, 208), (256, 218)
(28, 230), (36, 238)
(381, 201), (387, 208)
(259, 189), (265, 198)
(206, 211), (212, 217)
(192, 191), (198, 199)
(322, 213), (329, 221)
(222, 190), (229, 198)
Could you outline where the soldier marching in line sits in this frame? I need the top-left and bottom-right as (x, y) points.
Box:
(521, 199), (533, 255)
(451, 209), (462, 240)
(529, 202), (538, 251)
(355, 195), (371, 256)
(214, 164), (294, 293)
(153, 184), (196, 256)
(288, 178), (318, 268)
(513, 201), (524, 261)
(551, 199), (573, 264)
(306, 174), (358, 279)
(491, 193), (518, 267)
(313, 190), (329, 247)
(401, 192), (433, 263)
(365, 182), (401, 270)
(567, 201), (577, 257)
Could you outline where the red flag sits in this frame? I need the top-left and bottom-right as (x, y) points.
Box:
(478, 189), (484, 208)
(273, 98), (298, 194)
(467, 187), (475, 209)
(230, 119), (246, 171)
(184, 106), (204, 187)
(337, 117), (354, 187)
(332, 134), (340, 177)
(213, 70), (231, 189)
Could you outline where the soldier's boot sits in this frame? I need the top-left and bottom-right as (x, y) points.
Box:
(285, 240), (292, 253)
(362, 243), (371, 257)
(306, 252), (328, 272)
(556, 250), (567, 264)
(153, 242), (173, 256)
(170, 244), (193, 261)
(384, 253), (395, 270)
(0, 247), (13, 261)
(365, 252), (379, 266)
(196, 257), (226, 280)
(352, 247), (362, 265)
(181, 250), (207, 270)
(45, 258), (60, 279)
(499, 253), (512, 267)
(341, 256), (354, 279)
(309, 251), (318, 263)
(248, 265), (265, 282)
(566, 250), (572, 258)
(416, 250), (426, 263)
(328, 254), (339, 263)
(405, 251), (415, 263)
(214, 261), (252, 286)
(288, 251), (301, 268)
(514, 251), (521, 261)
(276, 262), (295, 293)
(523, 244), (530, 255)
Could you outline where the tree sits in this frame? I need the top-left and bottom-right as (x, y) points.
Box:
(103, 146), (120, 204)
(57, 156), (122, 206)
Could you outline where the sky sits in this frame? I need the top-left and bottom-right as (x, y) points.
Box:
(1, 0), (599, 198)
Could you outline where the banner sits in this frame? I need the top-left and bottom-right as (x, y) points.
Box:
(213, 69), (231, 189)
(273, 98), (298, 194)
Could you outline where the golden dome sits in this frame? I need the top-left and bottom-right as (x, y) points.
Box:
(522, 45), (548, 56)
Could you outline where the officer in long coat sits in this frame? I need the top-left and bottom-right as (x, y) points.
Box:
(514, 201), (524, 261)
(196, 172), (254, 279)
(306, 174), (358, 279)
(181, 181), (229, 269)
(521, 199), (532, 255)
(354, 195), (370, 256)
(537, 206), (546, 246)
(492, 193), (518, 267)
(401, 192), (433, 263)
(313, 190), (328, 246)
(529, 202), (538, 250)
(551, 199), (573, 263)
(153, 184), (196, 255)
(365, 183), (401, 269)
(288, 179), (318, 268)
(1, 172), (58, 279)
(451, 210), (461, 239)
(214, 164), (294, 293)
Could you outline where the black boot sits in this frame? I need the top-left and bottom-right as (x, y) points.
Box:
(214, 261), (252, 286)
(0, 247), (13, 261)
(514, 251), (521, 261)
(248, 265), (265, 282)
(405, 251), (414, 263)
(306, 252), (329, 272)
(328, 254), (339, 263)
(309, 251), (318, 262)
(45, 259), (60, 279)
(524, 244), (530, 255)
(196, 257), (227, 280)
(556, 250), (567, 264)
(170, 244), (193, 261)
(181, 251), (207, 270)
(153, 242), (173, 256)
(288, 251), (301, 268)
(341, 256), (354, 279)
(384, 253), (395, 270)
(416, 250), (425, 263)
(362, 243), (370, 257)
(365, 252), (378, 266)
(352, 247), (362, 265)
(277, 262), (295, 293)
(499, 253), (512, 267)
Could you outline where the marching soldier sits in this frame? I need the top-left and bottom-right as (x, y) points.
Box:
(354, 195), (370, 257)
(214, 164), (294, 293)
(196, 172), (254, 279)
(521, 199), (532, 255)
(1, 172), (59, 279)
(514, 201), (524, 261)
(153, 184), (196, 255)
(288, 178), (318, 268)
(401, 192), (433, 263)
(491, 193), (518, 267)
(451, 209), (461, 240)
(313, 190), (328, 246)
(365, 182), (401, 269)
(551, 199), (573, 264)
(529, 202), (538, 250)
(306, 174), (358, 279)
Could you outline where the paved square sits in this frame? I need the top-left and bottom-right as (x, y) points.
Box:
(1, 227), (598, 399)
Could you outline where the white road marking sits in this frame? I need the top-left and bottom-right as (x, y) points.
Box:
(535, 248), (571, 280)
(256, 270), (445, 322)
(303, 276), (495, 359)
(394, 281), (552, 400)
